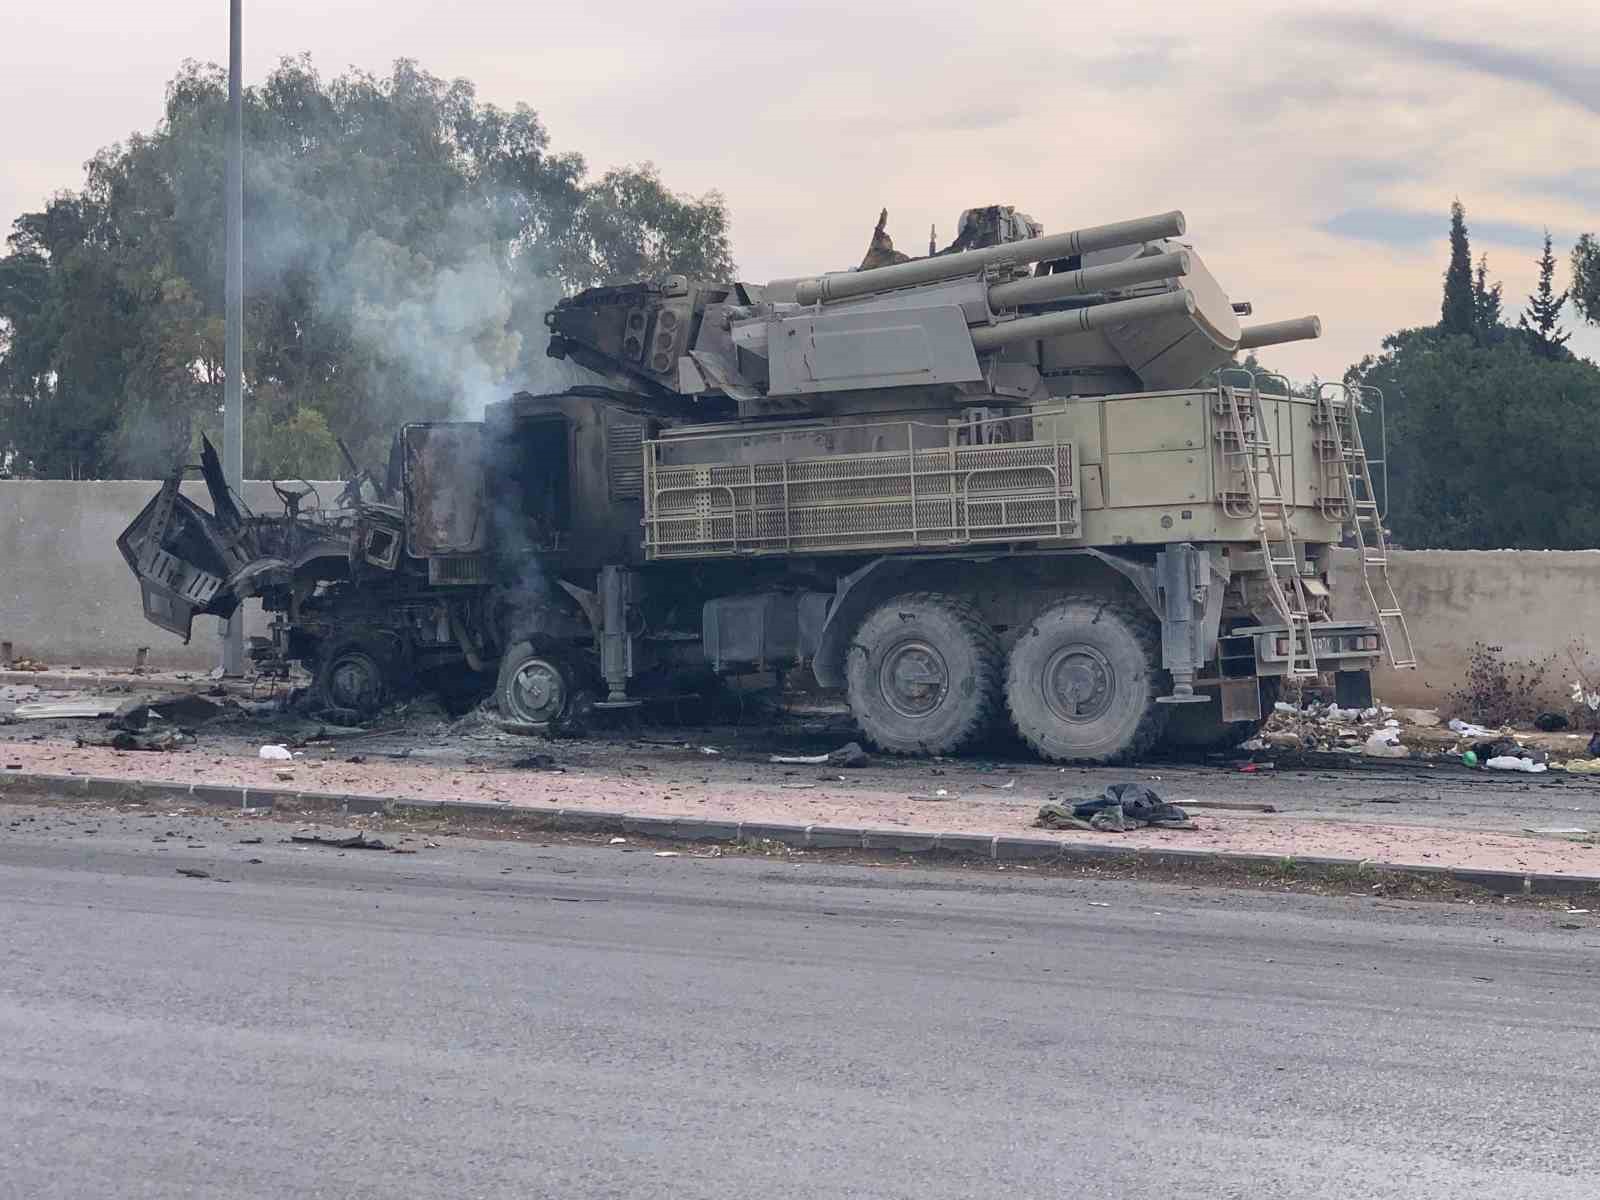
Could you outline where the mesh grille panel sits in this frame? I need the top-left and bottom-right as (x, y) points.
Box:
(645, 428), (1077, 559)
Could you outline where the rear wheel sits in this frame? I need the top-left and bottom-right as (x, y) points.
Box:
(1005, 595), (1166, 764)
(845, 592), (1002, 756)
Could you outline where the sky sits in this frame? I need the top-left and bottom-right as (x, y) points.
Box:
(4, 0), (1600, 380)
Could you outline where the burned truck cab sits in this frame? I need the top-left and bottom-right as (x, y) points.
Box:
(482, 388), (658, 573)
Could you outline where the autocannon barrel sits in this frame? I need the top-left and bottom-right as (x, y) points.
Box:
(795, 210), (1186, 305)
(1237, 315), (1322, 349)
(969, 289), (1196, 352)
(986, 249), (1191, 309)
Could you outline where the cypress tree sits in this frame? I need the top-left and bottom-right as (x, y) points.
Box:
(1520, 229), (1570, 358)
(1441, 199), (1476, 336)
(1472, 253), (1503, 340)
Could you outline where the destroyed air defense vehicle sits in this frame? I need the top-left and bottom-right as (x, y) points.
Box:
(120, 204), (1415, 762)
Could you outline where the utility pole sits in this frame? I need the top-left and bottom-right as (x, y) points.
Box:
(221, 0), (245, 675)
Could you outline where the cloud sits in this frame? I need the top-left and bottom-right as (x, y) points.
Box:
(1297, 15), (1600, 116)
(1519, 169), (1600, 211)
(1322, 208), (1555, 250)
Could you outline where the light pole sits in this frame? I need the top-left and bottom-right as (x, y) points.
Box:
(221, 0), (244, 675)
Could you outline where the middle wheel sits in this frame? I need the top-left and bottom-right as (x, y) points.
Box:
(845, 592), (1002, 756)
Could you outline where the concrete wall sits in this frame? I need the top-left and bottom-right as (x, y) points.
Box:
(2, 479), (1594, 697)
(1, 479), (341, 671)
(1330, 547), (1599, 708)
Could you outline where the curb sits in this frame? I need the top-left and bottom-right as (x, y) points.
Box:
(4, 769), (1599, 897)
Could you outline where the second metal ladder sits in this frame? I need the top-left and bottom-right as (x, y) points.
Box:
(1313, 383), (1417, 669)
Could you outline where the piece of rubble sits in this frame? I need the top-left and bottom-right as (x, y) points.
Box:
(1399, 708), (1442, 727)
(258, 745), (293, 761)
(287, 832), (391, 850)
(12, 697), (122, 720)
(769, 741), (871, 768)
(110, 692), (226, 732)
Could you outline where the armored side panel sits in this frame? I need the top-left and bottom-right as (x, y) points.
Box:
(1030, 390), (1346, 547)
(766, 305), (983, 396)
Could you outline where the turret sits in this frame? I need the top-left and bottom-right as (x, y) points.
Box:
(544, 204), (1321, 417)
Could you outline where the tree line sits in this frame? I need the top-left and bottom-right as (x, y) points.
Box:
(0, 56), (732, 480)
(1348, 200), (1600, 549)
(4, 59), (1600, 553)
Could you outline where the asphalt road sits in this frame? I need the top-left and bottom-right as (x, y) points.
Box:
(3, 798), (1599, 1199)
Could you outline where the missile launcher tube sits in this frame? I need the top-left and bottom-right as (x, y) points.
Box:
(986, 249), (1191, 309)
(968, 289), (1197, 352)
(795, 210), (1187, 305)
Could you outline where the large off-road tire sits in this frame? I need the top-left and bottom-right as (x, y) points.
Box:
(845, 592), (1002, 756)
(1162, 677), (1281, 751)
(1005, 595), (1167, 764)
(496, 640), (585, 734)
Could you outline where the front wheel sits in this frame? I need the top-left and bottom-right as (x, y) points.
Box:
(313, 637), (399, 721)
(1005, 595), (1166, 764)
(496, 640), (585, 733)
(845, 592), (1002, 756)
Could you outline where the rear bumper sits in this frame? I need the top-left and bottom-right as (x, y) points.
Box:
(1233, 621), (1383, 678)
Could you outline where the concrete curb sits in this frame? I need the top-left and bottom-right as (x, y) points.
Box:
(4, 769), (1599, 897)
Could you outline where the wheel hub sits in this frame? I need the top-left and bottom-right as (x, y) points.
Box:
(327, 652), (383, 712)
(878, 639), (949, 718)
(1041, 644), (1115, 723)
(510, 658), (566, 724)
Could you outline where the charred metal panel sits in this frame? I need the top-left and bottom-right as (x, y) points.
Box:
(401, 423), (487, 558)
(605, 419), (647, 501)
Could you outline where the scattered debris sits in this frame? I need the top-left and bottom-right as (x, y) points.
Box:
(258, 745), (293, 761)
(979, 778), (1017, 791)
(1534, 712), (1571, 732)
(769, 741), (870, 768)
(654, 850), (681, 857)
(175, 867), (211, 879)
(1035, 783), (1193, 833)
(608, 837), (627, 845)
(1525, 826), (1589, 835)
(287, 832), (391, 850)
(1448, 719), (1497, 738)
(110, 692), (225, 732)
(1399, 708), (1442, 728)
(1182, 800), (1277, 813)
(1363, 729), (1408, 759)
(12, 697), (122, 720)
(109, 730), (191, 752)
(1486, 755), (1547, 774)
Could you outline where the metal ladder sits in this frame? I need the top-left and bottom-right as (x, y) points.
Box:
(1214, 370), (1320, 679)
(1313, 383), (1417, 669)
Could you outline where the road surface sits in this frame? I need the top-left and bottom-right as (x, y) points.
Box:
(2, 797), (1598, 1198)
